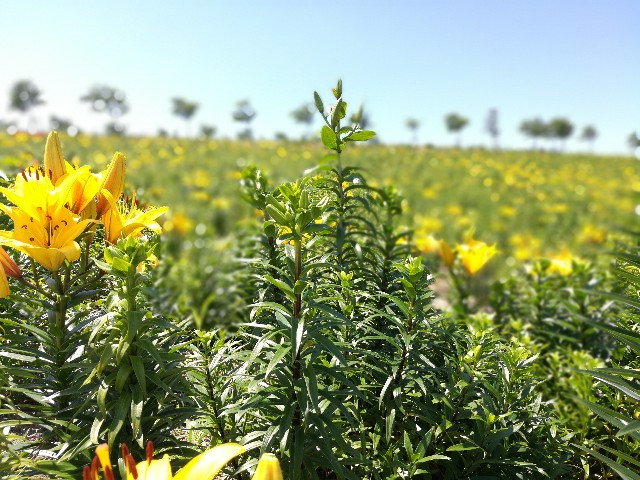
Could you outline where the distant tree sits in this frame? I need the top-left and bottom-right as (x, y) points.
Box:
(519, 118), (548, 150)
(9, 79), (45, 131)
(444, 113), (469, 147)
(171, 97), (199, 137)
(105, 121), (126, 136)
(547, 117), (574, 151)
(232, 100), (256, 140)
(275, 132), (289, 141)
(485, 108), (500, 149)
(200, 124), (217, 140)
(580, 125), (597, 153)
(628, 131), (640, 152)
(80, 85), (129, 135)
(49, 115), (78, 136)
(406, 118), (420, 145)
(290, 103), (315, 139)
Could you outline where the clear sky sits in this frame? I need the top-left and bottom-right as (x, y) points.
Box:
(0, 1), (638, 153)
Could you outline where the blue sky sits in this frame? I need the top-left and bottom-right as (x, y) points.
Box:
(0, 1), (638, 153)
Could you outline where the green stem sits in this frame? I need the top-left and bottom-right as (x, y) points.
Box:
(447, 264), (468, 314)
(201, 334), (227, 441)
(125, 266), (139, 359)
(291, 238), (303, 476)
(51, 268), (70, 411)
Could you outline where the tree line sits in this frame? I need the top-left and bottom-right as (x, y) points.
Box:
(3, 79), (639, 152)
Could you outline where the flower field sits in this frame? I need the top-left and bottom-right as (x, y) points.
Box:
(1, 84), (639, 479)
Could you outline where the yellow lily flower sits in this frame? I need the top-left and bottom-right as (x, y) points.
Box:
(0, 204), (94, 271)
(252, 454), (284, 480)
(85, 441), (245, 480)
(101, 190), (168, 244)
(40, 131), (102, 216)
(455, 237), (497, 276)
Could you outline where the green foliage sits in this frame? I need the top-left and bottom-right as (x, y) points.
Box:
(573, 241), (640, 476)
(171, 81), (570, 479)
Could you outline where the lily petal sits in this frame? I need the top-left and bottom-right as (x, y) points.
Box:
(173, 443), (245, 480)
(134, 454), (172, 480)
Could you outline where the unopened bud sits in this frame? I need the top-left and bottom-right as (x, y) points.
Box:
(44, 131), (66, 184)
(0, 247), (22, 278)
(96, 152), (126, 217)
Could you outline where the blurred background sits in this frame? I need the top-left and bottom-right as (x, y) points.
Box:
(0, 0), (638, 153)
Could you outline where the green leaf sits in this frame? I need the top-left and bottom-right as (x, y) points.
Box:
(385, 408), (396, 443)
(313, 91), (324, 115)
(617, 420), (640, 436)
(130, 355), (147, 397)
(576, 444), (640, 480)
(446, 442), (480, 451)
(90, 416), (104, 444)
(115, 363), (132, 392)
(108, 390), (131, 446)
(265, 345), (291, 379)
(346, 130), (376, 142)
(264, 275), (294, 297)
(130, 386), (144, 441)
(321, 125), (337, 150)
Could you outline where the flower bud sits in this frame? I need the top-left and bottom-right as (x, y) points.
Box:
(96, 152), (126, 218)
(43, 131), (66, 184)
(252, 453), (284, 480)
(0, 246), (22, 278)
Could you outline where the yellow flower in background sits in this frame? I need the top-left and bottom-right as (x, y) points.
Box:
(456, 234), (497, 276)
(162, 211), (192, 235)
(414, 232), (440, 255)
(438, 239), (455, 268)
(578, 223), (607, 245)
(252, 453), (284, 480)
(101, 190), (168, 244)
(546, 250), (574, 276)
(86, 441), (245, 480)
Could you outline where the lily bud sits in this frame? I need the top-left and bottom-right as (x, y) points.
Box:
(0, 246), (22, 278)
(438, 239), (455, 268)
(43, 131), (66, 184)
(251, 453), (284, 480)
(96, 152), (126, 218)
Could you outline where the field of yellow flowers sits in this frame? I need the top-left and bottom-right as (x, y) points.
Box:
(1, 127), (639, 479)
(1, 131), (634, 269)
